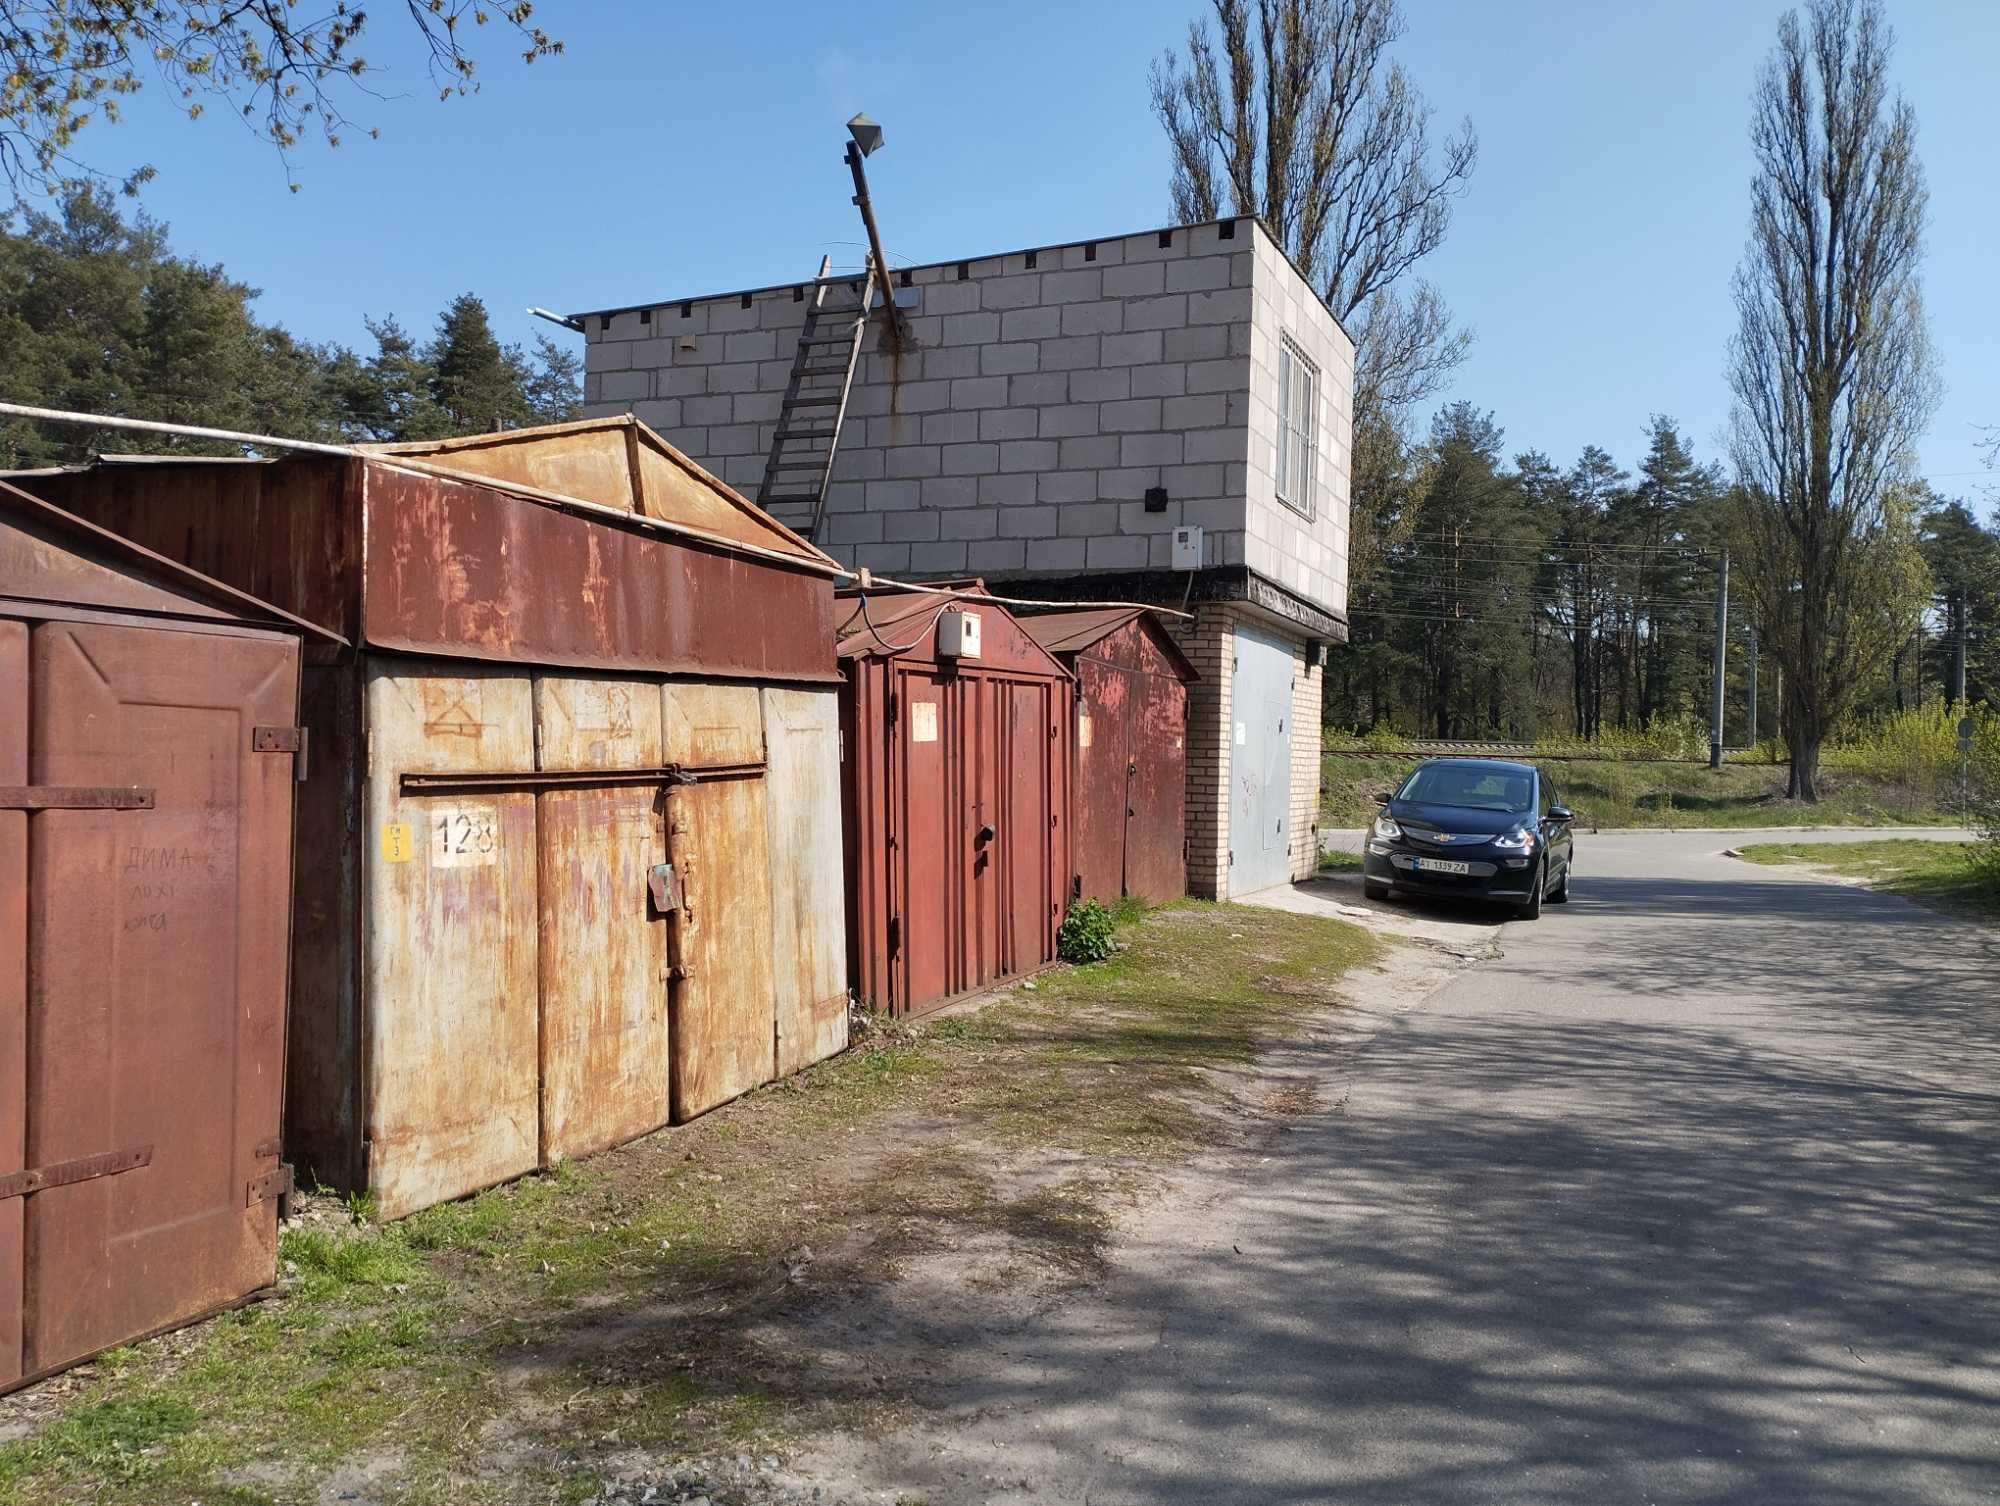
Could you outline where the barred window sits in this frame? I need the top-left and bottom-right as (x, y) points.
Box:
(1275, 338), (1317, 518)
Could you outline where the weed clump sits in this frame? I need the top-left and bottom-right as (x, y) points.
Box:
(1056, 898), (1117, 963)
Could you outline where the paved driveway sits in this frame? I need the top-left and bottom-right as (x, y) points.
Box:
(802, 829), (2000, 1505)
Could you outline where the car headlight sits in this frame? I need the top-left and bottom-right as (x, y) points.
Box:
(1373, 813), (1402, 841)
(1490, 825), (1537, 852)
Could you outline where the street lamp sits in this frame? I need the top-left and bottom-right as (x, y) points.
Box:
(841, 113), (908, 349)
(847, 113), (884, 157)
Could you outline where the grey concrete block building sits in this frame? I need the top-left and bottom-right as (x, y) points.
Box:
(575, 216), (1351, 898)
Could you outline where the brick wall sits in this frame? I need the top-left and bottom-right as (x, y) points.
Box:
(1289, 640), (1323, 882)
(1166, 603), (1236, 900)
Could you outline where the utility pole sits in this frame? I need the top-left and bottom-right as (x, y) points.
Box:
(1746, 625), (1759, 747)
(1709, 550), (1729, 769)
(1952, 588), (1969, 707)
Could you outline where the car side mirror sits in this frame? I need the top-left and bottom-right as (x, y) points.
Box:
(1373, 790), (1392, 805)
(1548, 804), (1574, 823)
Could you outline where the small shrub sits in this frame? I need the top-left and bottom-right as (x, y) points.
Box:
(1057, 898), (1117, 964)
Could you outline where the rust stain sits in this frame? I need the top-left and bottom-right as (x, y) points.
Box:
(534, 676), (670, 1162)
(363, 662), (539, 1220)
(663, 683), (776, 1120)
(14, 611), (297, 1378)
(1, 620), (25, 1386)
(763, 687), (848, 1077)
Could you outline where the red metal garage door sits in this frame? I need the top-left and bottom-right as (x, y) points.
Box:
(18, 616), (296, 1377)
(1, 621), (25, 1387)
(1125, 666), (1188, 904)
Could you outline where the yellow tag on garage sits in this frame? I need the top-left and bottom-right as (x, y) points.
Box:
(380, 822), (415, 863)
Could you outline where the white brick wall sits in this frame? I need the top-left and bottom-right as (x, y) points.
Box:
(579, 219), (1350, 627)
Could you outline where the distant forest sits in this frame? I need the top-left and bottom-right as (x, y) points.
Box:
(0, 189), (581, 468)
(1331, 402), (1996, 746)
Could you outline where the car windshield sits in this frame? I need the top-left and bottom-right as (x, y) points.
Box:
(1397, 765), (1533, 814)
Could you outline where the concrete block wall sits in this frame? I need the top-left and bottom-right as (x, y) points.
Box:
(580, 218), (1349, 625)
(1246, 231), (1354, 620)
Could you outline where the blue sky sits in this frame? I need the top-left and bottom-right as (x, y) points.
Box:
(58, 0), (2000, 505)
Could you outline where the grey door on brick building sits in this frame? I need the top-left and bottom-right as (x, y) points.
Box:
(1229, 624), (1294, 896)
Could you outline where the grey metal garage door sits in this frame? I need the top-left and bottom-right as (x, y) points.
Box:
(1228, 624), (1294, 896)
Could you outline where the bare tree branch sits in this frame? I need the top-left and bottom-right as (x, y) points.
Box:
(1150, 0), (1476, 417)
(0, 1), (563, 199)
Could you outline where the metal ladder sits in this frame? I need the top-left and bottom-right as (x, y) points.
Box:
(756, 255), (880, 540)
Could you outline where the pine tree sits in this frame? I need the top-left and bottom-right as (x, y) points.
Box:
(428, 294), (530, 435)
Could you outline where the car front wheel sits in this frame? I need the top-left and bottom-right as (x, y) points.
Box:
(1549, 860), (1570, 904)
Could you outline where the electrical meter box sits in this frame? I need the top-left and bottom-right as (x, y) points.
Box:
(937, 607), (983, 659)
(1172, 525), (1204, 571)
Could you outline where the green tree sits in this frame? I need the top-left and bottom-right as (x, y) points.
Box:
(331, 317), (450, 443)
(1726, 0), (1939, 799)
(429, 294), (528, 433)
(0, 186), (340, 463)
(1, 3), (560, 199)
(1398, 404), (1534, 738)
(1918, 499), (2000, 707)
(523, 335), (584, 426)
(1614, 419), (1722, 728)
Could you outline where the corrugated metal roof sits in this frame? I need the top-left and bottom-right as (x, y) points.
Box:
(366, 415), (834, 569)
(1020, 606), (1198, 681)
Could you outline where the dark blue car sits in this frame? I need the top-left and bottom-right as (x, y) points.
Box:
(1361, 758), (1576, 919)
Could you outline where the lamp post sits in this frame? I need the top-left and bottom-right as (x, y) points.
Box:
(843, 114), (910, 351)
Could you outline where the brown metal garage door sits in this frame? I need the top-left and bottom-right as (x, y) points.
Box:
(3, 613), (298, 1383)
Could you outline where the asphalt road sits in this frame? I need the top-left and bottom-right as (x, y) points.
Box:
(810, 829), (2000, 1505)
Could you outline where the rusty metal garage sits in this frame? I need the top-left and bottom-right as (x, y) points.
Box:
(15, 417), (850, 1219)
(1, 482), (331, 1390)
(1021, 608), (1195, 907)
(838, 585), (1073, 1017)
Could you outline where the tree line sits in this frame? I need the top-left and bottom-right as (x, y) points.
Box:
(0, 188), (580, 468)
(1330, 401), (1994, 745)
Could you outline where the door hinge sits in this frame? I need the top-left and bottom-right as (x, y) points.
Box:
(0, 1144), (152, 1201)
(253, 725), (309, 781)
(888, 914), (901, 956)
(246, 1162), (293, 1209)
(887, 692), (899, 725)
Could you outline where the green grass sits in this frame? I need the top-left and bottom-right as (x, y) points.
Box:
(0, 901), (1375, 1506)
(1733, 839), (2000, 921)
(1320, 752), (1963, 830)
(1316, 848), (1362, 873)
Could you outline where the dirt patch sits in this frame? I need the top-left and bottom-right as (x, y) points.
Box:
(0, 902), (1384, 1506)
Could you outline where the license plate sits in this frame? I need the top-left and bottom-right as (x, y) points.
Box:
(1412, 858), (1470, 875)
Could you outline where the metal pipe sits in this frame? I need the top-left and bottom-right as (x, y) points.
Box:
(1953, 588), (1969, 706)
(845, 143), (909, 350)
